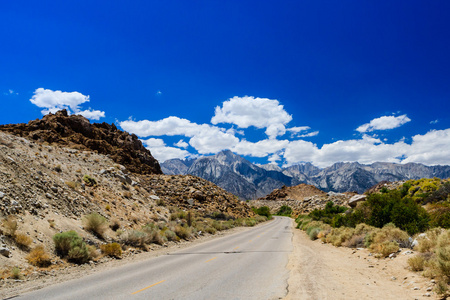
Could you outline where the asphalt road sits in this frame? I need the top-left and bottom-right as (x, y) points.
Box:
(15, 216), (293, 300)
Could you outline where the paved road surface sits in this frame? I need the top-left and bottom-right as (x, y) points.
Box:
(15, 216), (293, 300)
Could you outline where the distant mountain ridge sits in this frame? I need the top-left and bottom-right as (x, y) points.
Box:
(161, 150), (450, 199)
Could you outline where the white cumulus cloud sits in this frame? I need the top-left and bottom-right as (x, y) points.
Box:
(175, 140), (189, 148)
(120, 117), (239, 155)
(356, 114), (411, 133)
(142, 138), (191, 162)
(30, 88), (105, 120)
(211, 96), (292, 139)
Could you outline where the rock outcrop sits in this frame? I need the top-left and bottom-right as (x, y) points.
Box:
(0, 110), (162, 175)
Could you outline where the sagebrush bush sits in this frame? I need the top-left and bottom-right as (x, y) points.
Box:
(100, 243), (122, 258)
(10, 267), (22, 280)
(175, 225), (192, 240)
(307, 227), (321, 240)
(325, 227), (355, 247)
(83, 213), (107, 238)
(26, 245), (52, 267)
(53, 230), (90, 264)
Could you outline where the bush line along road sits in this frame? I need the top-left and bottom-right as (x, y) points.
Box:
(14, 217), (293, 300)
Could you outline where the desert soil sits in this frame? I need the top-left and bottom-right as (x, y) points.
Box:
(285, 228), (438, 300)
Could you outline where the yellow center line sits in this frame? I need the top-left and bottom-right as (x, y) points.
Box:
(132, 280), (165, 295)
(205, 257), (217, 263)
(249, 239), (252, 242)
(233, 246), (240, 250)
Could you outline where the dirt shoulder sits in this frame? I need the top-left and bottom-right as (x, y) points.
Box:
(285, 227), (438, 300)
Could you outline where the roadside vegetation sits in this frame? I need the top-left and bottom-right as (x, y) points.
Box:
(295, 178), (450, 297)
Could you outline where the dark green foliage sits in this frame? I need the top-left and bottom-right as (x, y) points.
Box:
(309, 201), (347, 224)
(429, 203), (450, 228)
(83, 174), (97, 186)
(53, 231), (89, 264)
(253, 206), (272, 219)
(361, 190), (429, 235)
(276, 205), (293, 217)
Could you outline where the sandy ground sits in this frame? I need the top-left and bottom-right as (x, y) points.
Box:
(285, 227), (438, 300)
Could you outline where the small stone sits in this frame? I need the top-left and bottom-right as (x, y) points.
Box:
(423, 293), (431, 297)
(426, 287), (432, 291)
(413, 287), (420, 290)
(391, 277), (397, 281)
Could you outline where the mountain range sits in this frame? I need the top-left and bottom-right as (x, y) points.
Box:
(161, 150), (450, 200)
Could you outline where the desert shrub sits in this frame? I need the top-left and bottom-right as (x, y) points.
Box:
(309, 201), (347, 223)
(276, 205), (293, 217)
(254, 206), (272, 219)
(174, 225), (192, 240)
(343, 234), (366, 248)
(26, 245), (52, 267)
(83, 213), (107, 238)
(15, 232), (32, 250)
(371, 241), (400, 257)
(325, 227), (355, 247)
(408, 254), (426, 271)
(162, 229), (178, 241)
(83, 174), (97, 186)
(53, 230), (89, 264)
(65, 181), (79, 190)
(254, 215), (268, 223)
(143, 224), (164, 245)
(357, 190), (429, 234)
(436, 230), (450, 278)
(10, 267), (22, 279)
(87, 245), (100, 259)
(414, 228), (443, 253)
(170, 210), (187, 221)
(68, 244), (90, 263)
(120, 230), (147, 248)
(429, 203), (450, 228)
(100, 243), (122, 258)
(369, 223), (409, 256)
(307, 227), (321, 240)
(109, 219), (121, 231)
(2, 215), (18, 237)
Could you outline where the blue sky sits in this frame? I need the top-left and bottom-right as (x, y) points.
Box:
(1, 1), (450, 168)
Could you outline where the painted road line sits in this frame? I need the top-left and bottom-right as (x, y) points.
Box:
(132, 280), (166, 295)
(205, 257), (217, 263)
(233, 246), (239, 250)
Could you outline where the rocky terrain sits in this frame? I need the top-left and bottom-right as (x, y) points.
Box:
(0, 113), (253, 290)
(162, 151), (450, 199)
(249, 183), (356, 214)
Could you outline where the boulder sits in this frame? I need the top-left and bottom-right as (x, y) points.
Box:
(348, 194), (366, 207)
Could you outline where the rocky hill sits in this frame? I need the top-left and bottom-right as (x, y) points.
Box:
(162, 150), (450, 199)
(249, 183), (355, 214)
(0, 110), (162, 175)
(0, 113), (254, 284)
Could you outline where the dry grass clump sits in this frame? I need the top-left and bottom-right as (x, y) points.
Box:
(26, 245), (52, 267)
(100, 243), (122, 258)
(10, 267), (22, 280)
(2, 215), (18, 237)
(65, 181), (80, 190)
(15, 232), (33, 250)
(415, 227), (443, 253)
(174, 225), (192, 240)
(408, 254), (426, 271)
(325, 227), (356, 246)
(83, 213), (108, 238)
